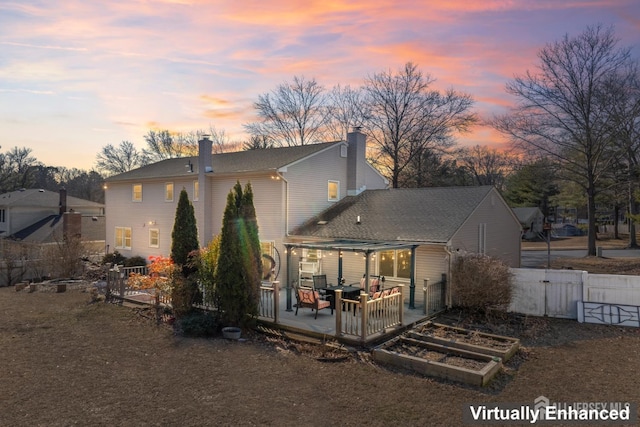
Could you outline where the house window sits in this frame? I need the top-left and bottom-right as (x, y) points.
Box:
(193, 180), (199, 201)
(115, 227), (132, 250)
(479, 223), (487, 254)
(165, 182), (174, 202)
(0, 209), (4, 223)
(149, 228), (159, 248)
(328, 180), (339, 202)
(132, 184), (142, 202)
(378, 249), (412, 279)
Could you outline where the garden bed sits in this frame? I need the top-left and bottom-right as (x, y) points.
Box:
(410, 321), (520, 361)
(373, 336), (502, 386)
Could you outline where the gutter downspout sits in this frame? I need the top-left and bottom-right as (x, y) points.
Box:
(276, 171), (289, 236)
(277, 171), (292, 312)
(444, 245), (454, 308)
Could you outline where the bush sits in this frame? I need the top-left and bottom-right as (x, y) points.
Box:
(103, 251), (126, 265)
(177, 311), (219, 337)
(451, 254), (513, 315)
(170, 275), (202, 318)
(124, 256), (147, 267)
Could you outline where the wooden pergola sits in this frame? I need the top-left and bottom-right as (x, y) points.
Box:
(283, 239), (421, 311)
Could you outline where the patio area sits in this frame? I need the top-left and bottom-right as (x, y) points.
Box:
(259, 284), (433, 345)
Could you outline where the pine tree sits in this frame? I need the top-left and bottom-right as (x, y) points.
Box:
(171, 188), (199, 276)
(215, 181), (262, 327)
(169, 188), (201, 315)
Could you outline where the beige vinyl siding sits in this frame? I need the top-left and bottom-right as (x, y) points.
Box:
(105, 178), (197, 260)
(285, 145), (348, 229)
(210, 174), (285, 244)
(450, 190), (521, 267)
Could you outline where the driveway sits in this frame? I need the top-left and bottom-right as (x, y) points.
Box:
(521, 248), (640, 268)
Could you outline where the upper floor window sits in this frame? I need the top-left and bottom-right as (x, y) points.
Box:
(378, 249), (412, 279)
(149, 228), (159, 248)
(115, 227), (132, 250)
(165, 182), (174, 202)
(132, 184), (142, 202)
(193, 180), (199, 202)
(0, 209), (5, 223)
(328, 180), (339, 202)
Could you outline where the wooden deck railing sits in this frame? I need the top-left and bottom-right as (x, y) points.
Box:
(334, 284), (405, 341)
(259, 281), (279, 323)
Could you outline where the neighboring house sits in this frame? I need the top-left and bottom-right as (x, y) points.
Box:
(513, 207), (545, 240)
(104, 130), (388, 263)
(0, 188), (105, 243)
(286, 186), (522, 307)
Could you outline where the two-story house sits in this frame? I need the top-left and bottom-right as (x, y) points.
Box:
(104, 130), (388, 262)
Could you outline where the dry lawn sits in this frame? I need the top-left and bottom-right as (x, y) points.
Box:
(2, 285), (640, 426)
(524, 234), (640, 274)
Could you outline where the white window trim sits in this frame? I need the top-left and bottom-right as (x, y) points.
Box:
(149, 228), (159, 248)
(132, 184), (142, 202)
(165, 182), (174, 202)
(328, 180), (340, 202)
(115, 226), (132, 250)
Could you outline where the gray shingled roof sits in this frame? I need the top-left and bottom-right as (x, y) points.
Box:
(290, 186), (495, 244)
(0, 189), (104, 209)
(106, 142), (342, 182)
(512, 207), (542, 224)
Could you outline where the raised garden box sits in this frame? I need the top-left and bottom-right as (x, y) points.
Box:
(410, 321), (520, 362)
(373, 336), (502, 386)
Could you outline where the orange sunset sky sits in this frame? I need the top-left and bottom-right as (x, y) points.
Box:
(1, 1), (639, 170)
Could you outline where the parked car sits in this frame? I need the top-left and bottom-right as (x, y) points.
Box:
(552, 224), (584, 237)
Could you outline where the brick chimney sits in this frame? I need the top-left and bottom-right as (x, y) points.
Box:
(63, 211), (82, 241)
(59, 188), (67, 215)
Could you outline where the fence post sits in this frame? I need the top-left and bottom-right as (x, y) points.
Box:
(399, 284), (405, 325)
(335, 289), (343, 337)
(273, 281), (280, 324)
(440, 273), (447, 308)
(423, 278), (430, 315)
(360, 292), (369, 343)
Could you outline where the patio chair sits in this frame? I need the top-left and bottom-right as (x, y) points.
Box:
(295, 286), (333, 319)
(312, 274), (330, 299)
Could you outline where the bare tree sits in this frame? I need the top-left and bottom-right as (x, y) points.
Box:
(142, 129), (198, 163)
(363, 62), (477, 188)
(244, 76), (328, 146)
(602, 62), (640, 246)
(456, 145), (516, 191)
(0, 147), (41, 192)
(243, 135), (274, 150)
(324, 84), (368, 141)
(492, 25), (633, 255)
(95, 141), (143, 176)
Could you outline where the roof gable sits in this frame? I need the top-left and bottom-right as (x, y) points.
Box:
(106, 142), (343, 182)
(0, 189), (103, 209)
(512, 207), (543, 224)
(290, 186), (496, 244)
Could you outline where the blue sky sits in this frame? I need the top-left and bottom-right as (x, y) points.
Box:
(1, 0), (639, 170)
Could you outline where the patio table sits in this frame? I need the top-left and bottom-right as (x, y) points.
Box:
(317, 285), (362, 310)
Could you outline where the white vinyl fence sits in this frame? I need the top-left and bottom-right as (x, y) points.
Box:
(509, 268), (640, 327)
